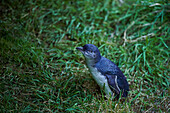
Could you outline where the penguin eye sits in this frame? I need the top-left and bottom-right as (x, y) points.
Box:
(89, 50), (93, 53)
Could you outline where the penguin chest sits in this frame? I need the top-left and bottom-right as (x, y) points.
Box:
(87, 65), (113, 95)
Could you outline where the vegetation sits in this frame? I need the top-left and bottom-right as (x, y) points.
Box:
(0, 0), (169, 112)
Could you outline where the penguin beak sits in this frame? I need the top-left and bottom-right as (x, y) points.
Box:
(76, 47), (83, 52)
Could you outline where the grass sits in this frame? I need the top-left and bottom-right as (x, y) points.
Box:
(0, 0), (169, 112)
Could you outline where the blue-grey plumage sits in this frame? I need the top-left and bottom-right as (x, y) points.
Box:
(76, 44), (129, 98)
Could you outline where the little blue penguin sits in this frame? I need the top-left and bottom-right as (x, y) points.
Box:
(76, 44), (129, 99)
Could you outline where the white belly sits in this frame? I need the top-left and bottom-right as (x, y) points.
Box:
(88, 65), (113, 96)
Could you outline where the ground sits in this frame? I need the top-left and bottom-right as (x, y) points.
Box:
(0, 0), (169, 112)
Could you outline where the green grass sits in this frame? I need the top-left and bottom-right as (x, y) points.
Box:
(0, 0), (169, 112)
